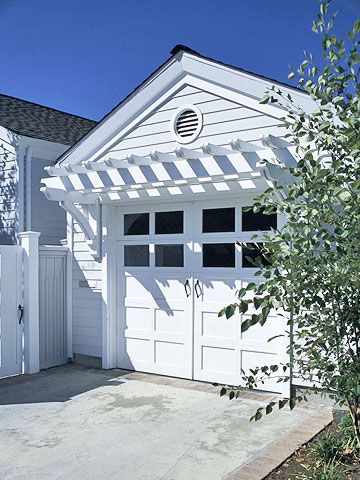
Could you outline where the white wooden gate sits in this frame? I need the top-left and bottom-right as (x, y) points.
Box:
(39, 246), (69, 369)
(0, 246), (23, 378)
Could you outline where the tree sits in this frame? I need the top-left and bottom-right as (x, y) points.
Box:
(219, 0), (360, 447)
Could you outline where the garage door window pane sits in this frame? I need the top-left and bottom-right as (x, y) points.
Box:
(155, 244), (184, 267)
(124, 245), (149, 267)
(242, 244), (270, 268)
(203, 207), (235, 233)
(124, 213), (149, 235)
(203, 243), (235, 267)
(155, 211), (183, 234)
(242, 207), (277, 231)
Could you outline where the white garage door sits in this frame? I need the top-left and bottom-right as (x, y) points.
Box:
(116, 200), (286, 393)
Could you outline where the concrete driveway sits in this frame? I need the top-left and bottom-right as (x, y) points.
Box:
(0, 364), (331, 480)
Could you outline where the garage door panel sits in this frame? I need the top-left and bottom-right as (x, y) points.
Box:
(154, 276), (188, 301)
(125, 306), (151, 331)
(202, 346), (236, 374)
(197, 278), (241, 302)
(124, 298), (152, 309)
(119, 271), (192, 379)
(197, 335), (237, 350)
(240, 339), (279, 353)
(201, 311), (235, 339)
(241, 314), (284, 347)
(125, 337), (152, 364)
(154, 308), (185, 334)
(154, 341), (185, 367)
(241, 350), (280, 390)
(124, 275), (153, 300)
(193, 274), (284, 392)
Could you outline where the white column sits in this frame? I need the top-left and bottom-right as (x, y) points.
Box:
(277, 212), (291, 398)
(101, 205), (117, 369)
(64, 213), (73, 359)
(19, 231), (40, 374)
(24, 146), (33, 230)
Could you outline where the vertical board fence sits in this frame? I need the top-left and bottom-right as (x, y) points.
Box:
(0, 233), (70, 379)
(39, 246), (69, 370)
(0, 245), (23, 378)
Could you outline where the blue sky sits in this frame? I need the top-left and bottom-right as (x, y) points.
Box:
(0, 0), (359, 120)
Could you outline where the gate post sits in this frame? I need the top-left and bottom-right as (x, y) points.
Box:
(19, 231), (40, 374)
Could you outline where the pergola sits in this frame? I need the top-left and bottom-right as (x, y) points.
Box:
(41, 134), (296, 259)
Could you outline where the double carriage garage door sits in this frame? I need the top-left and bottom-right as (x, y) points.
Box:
(116, 199), (286, 393)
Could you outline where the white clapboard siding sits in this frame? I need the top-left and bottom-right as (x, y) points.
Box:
(72, 219), (102, 357)
(173, 85), (200, 97)
(111, 119), (284, 152)
(141, 98), (244, 125)
(105, 85), (284, 159)
(125, 111), (265, 139)
(108, 125), (286, 158)
(0, 131), (17, 245)
(31, 157), (66, 245)
(157, 89), (217, 111)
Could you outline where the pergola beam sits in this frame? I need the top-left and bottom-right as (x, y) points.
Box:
(41, 169), (266, 202)
(42, 137), (295, 199)
(45, 136), (290, 177)
(231, 138), (266, 152)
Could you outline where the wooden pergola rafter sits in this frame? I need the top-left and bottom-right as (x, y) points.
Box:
(41, 135), (296, 260)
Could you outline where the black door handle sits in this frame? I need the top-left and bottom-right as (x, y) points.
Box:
(18, 305), (24, 325)
(194, 280), (202, 298)
(184, 279), (191, 297)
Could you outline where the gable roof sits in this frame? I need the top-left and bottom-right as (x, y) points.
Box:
(170, 45), (306, 94)
(0, 93), (97, 145)
(56, 45), (314, 166)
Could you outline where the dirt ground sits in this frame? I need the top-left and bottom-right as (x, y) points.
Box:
(265, 412), (360, 480)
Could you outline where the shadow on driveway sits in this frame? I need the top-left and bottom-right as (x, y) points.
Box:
(0, 363), (126, 405)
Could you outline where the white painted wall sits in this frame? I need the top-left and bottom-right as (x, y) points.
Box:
(22, 136), (68, 245)
(106, 85), (285, 159)
(71, 218), (102, 357)
(31, 156), (66, 244)
(0, 134), (69, 246)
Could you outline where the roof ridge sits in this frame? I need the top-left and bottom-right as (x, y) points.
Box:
(170, 44), (305, 94)
(0, 92), (97, 123)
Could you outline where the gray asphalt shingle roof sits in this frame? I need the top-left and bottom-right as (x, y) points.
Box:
(0, 93), (97, 145)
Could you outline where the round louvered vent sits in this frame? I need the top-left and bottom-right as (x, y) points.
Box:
(171, 105), (203, 144)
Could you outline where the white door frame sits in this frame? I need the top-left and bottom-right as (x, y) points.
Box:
(102, 205), (118, 369)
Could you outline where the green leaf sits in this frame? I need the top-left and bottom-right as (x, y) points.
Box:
(289, 398), (297, 410)
(225, 304), (236, 319)
(254, 297), (263, 310)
